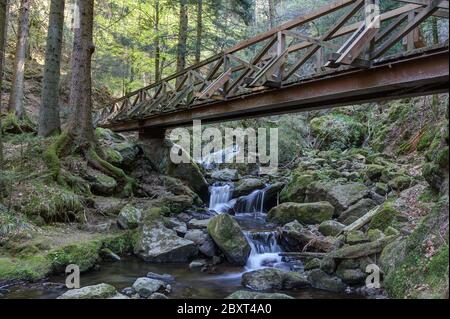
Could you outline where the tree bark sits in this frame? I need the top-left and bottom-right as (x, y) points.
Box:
(7, 0), (30, 119)
(194, 0), (203, 65)
(176, 0), (188, 80)
(38, 0), (65, 137)
(0, 0), (8, 168)
(67, 0), (96, 150)
(154, 0), (161, 82)
(268, 0), (275, 29)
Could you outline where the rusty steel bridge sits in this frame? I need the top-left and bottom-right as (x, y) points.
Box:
(97, 0), (450, 133)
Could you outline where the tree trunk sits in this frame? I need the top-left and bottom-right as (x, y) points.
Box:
(38, 0), (65, 137)
(67, 0), (96, 150)
(7, 0), (30, 119)
(176, 0), (188, 80)
(268, 0), (275, 29)
(0, 0), (8, 168)
(154, 0), (161, 82)
(195, 0), (203, 65)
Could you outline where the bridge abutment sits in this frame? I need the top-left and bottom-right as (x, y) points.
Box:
(139, 127), (209, 202)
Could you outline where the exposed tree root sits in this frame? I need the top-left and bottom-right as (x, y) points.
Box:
(44, 132), (134, 196)
(86, 148), (135, 197)
(1, 111), (36, 134)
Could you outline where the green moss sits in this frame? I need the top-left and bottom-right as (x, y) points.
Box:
(87, 148), (135, 196)
(417, 127), (437, 152)
(0, 256), (52, 281)
(48, 240), (102, 273)
(102, 231), (136, 255)
(105, 148), (123, 165)
(369, 203), (398, 232)
(383, 199), (449, 298)
(310, 114), (366, 150)
(21, 181), (84, 223)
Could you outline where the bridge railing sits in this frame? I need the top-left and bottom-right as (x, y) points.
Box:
(95, 0), (449, 127)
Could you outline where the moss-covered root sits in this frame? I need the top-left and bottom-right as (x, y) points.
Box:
(1, 111), (36, 134)
(86, 148), (135, 196)
(44, 133), (72, 180)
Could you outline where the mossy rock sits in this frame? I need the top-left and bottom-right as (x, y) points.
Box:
(48, 241), (102, 273)
(368, 203), (398, 232)
(318, 220), (345, 237)
(57, 283), (123, 299)
(304, 258), (322, 271)
(268, 202), (334, 225)
(388, 175), (413, 192)
(280, 173), (314, 203)
(207, 214), (251, 266)
(365, 165), (385, 182)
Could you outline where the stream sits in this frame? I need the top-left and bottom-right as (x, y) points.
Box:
(2, 179), (363, 299)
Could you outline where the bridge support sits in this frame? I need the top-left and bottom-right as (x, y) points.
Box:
(139, 127), (209, 202)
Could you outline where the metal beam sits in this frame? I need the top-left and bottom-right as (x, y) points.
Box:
(103, 48), (448, 132)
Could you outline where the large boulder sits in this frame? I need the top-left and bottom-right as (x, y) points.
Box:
(57, 284), (127, 299)
(226, 291), (294, 299)
(306, 182), (370, 215)
(241, 268), (309, 291)
(234, 178), (266, 197)
(307, 269), (346, 292)
(207, 214), (251, 266)
(117, 204), (142, 229)
(134, 222), (198, 263)
(268, 202), (334, 225)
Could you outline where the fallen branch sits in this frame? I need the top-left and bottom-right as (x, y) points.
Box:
(279, 252), (326, 259)
(339, 205), (383, 235)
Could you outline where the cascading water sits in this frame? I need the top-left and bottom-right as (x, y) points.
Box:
(234, 186), (270, 217)
(245, 231), (284, 270)
(209, 184), (234, 213)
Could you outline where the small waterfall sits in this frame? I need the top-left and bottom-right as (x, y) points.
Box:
(209, 184), (234, 213)
(234, 186), (269, 217)
(245, 231), (283, 270)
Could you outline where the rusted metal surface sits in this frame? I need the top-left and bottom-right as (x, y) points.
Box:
(103, 48), (449, 132)
(96, 0), (449, 132)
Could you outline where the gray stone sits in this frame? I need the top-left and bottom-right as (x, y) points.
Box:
(184, 229), (208, 245)
(318, 220), (345, 237)
(134, 222), (198, 263)
(132, 277), (165, 298)
(268, 202), (334, 225)
(307, 269), (346, 292)
(211, 169), (240, 181)
(338, 198), (376, 223)
(199, 237), (217, 257)
(150, 293), (168, 299)
(234, 178), (266, 197)
(117, 204), (142, 229)
(57, 284), (123, 299)
(188, 218), (211, 230)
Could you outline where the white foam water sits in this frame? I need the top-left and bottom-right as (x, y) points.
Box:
(245, 231), (283, 271)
